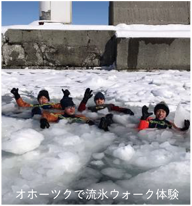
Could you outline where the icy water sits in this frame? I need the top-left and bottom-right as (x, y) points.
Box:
(2, 69), (190, 204)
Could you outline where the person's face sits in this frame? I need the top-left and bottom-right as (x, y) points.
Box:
(38, 96), (49, 104)
(65, 106), (75, 115)
(95, 98), (105, 106)
(156, 109), (167, 120)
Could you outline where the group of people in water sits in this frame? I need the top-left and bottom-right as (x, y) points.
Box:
(11, 87), (190, 132)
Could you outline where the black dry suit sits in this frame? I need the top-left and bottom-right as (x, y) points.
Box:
(88, 104), (115, 112)
(148, 118), (172, 129)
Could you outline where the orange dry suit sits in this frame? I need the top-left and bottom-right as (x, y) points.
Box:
(138, 117), (172, 130)
(41, 110), (94, 125)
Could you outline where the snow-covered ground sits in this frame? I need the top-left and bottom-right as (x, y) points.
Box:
(2, 22), (190, 38)
(2, 69), (190, 204)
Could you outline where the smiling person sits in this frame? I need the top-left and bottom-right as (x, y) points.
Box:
(11, 88), (70, 116)
(40, 97), (94, 128)
(78, 88), (134, 115)
(40, 96), (110, 131)
(138, 101), (190, 131)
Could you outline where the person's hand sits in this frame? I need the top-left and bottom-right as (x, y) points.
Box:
(62, 89), (70, 97)
(40, 118), (50, 129)
(99, 117), (109, 131)
(11, 88), (20, 100)
(123, 108), (134, 116)
(99, 114), (114, 131)
(180, 120), (190, 131)
(87, 120), (95, 125)
(105, 114), (114, 124)
(82, 88), (93, 104)
(141, 105), (153, 120)
(11, 88), (19, 95)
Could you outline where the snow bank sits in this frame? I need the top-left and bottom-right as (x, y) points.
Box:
(1, 23), (115, 35)
(2, 22), (190, 38)
(2, 129), (44, 154)
(115, 23), (190, 38)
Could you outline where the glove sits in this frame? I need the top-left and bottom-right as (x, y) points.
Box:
(123, 108), (134, 116)
(31, 107), (42, 117)
(62, 89), (70, 97)
(105, 113), (114, 124)
(99, 114), (114, 131)
(99, 117), (109, 131)
(87, 120), (95, 126)
(141, 105), (153, 120)
(82, 88), (93, 104)
(11, 88), (20, 100)
(180, 120), (190, 131)
(40, 118), (50, 129)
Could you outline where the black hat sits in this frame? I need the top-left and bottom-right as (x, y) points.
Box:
(94, 92), (105, 102)
(60, 97), (75, 110)
(154, 101), (169, 116)
(37, 90), (50, 101)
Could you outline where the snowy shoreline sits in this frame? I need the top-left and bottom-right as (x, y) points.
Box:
(2, 69), (190, 204)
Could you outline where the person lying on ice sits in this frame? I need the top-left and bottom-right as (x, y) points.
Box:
(78, 88), (134, 115)
(138, 101), (190, 131)
(11, 88), (70, 116)
(40, 96), (114, 131)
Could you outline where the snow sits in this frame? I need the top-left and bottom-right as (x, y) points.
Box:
(116, 160), (190, 204)
(1, 23), (116, 35)
(2, 128), (44, 155)
(115, 23), (190, 38)
(113, 145), (135, 161)
(92, 152), (105, 160)
(2, 69), (190, 204)
(174, 104), (190, 128)
(1, 21), (190, 38)
(101, 167), (126, 179)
